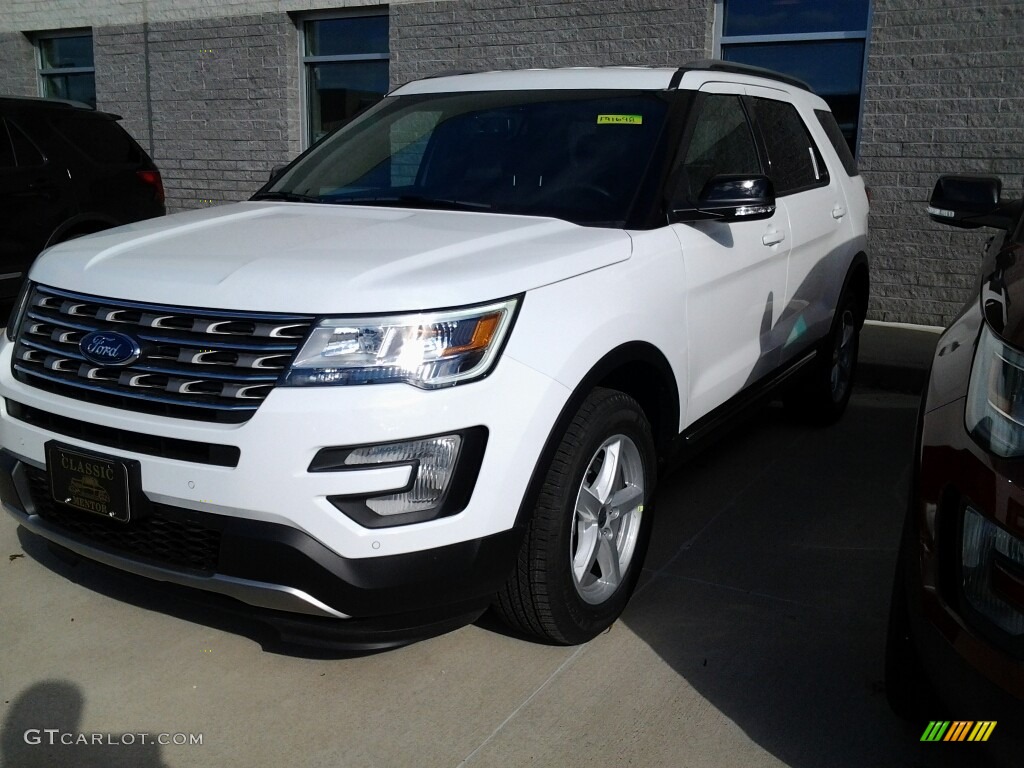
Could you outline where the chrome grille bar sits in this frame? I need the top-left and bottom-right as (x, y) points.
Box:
(12, 285), (315, 423)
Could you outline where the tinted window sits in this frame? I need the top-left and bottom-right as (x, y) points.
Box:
(723, 0), (870, 36)
(268, 90), (670, 227)
(50, 115), (142, 164)
(681, 94), (760, 199)
(815, 109), (858, 176)
(303, 16), (389, 145)
(0, 122), (14, 168)
(751, 98), (827, 195)
(7, 121), (45, 166)
(306, 16), (388, 57)
(722, 41), (865, 151)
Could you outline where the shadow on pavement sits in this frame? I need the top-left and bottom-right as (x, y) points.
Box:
(14, 529), (385, 661)
(621, 394), (989, 768)
(0, 681), (167, 768)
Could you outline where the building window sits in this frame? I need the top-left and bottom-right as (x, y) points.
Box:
(36, 31), (96, 109)
(715, 0), (870, 154)
(302, 13), (390, 147)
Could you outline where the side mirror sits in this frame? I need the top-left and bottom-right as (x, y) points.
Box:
(268, 164), (288, 184)
(928, 175), (1012, 230)
(671, 175), (776, 223)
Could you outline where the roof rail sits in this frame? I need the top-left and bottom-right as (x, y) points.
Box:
(419, 68), (484, 81)
(674, 59), (813, 92)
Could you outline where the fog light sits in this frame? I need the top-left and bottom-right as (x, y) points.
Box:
(962, 506), (1024, 635)
(344, 435), (462, 517)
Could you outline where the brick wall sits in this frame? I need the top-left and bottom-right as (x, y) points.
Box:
(391, 0), (714, 85)
(0, 32), (38, 97)
(860, 0), (1024, 326)
(95, 14), (301, 212)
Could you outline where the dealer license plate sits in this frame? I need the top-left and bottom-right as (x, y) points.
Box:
(47, 443), (131, 523)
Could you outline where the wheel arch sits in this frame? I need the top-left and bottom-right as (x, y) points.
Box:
(512, 341), (680, 530)
(842, 250), (870, 326)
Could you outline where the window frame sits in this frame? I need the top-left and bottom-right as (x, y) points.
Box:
(34, 29), (96, 109)
(748, 96), (830, 197)
(298, 8), (390, 150)
(712, 0), (873, 159)
(674, 91), (764, 205)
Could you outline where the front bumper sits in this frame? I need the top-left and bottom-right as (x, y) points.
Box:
(1, 449), (520, 647)
(911, 394), (1024, 706)
(0, 339), (570, 641)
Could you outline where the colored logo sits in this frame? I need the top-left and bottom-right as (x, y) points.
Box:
(920, 721), (996, 742)
(79, 331), (141, 367)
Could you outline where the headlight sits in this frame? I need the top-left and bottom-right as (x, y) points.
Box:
(283, 298), (518, 388)
(966, 323), (1024, 457)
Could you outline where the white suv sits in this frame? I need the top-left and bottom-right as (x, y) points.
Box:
(0, 62), (868, 648)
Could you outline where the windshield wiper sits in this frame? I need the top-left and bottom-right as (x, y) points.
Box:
(251, 191), (322, 204)
(329, 195), (492, 212)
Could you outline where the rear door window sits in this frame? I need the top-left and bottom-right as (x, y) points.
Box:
(7, 120), (45, 167)
(751, 97), (828, 195)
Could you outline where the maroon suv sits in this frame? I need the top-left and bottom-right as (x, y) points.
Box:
(886, 175), (1024, 764)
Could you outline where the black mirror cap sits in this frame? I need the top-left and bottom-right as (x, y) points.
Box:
(671, 175), (776, 223)
(928, 175), (1011, 230)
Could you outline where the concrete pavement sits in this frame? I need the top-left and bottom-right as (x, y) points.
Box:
(1, 324), (979, 768)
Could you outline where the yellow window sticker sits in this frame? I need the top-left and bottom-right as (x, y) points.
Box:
(597, 114), (643, 125)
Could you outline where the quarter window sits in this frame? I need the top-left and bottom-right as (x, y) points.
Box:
(751, 98), (827, 195)
(36, 32), (96, 109)
(302, 14), (390, 147)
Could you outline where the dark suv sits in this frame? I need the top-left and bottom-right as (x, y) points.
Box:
(0, 97), (165, 300)
(886, 175), (1023, 765)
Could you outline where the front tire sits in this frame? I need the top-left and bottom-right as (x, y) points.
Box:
(494, 388), (656, 644)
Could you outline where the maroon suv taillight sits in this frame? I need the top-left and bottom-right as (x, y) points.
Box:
(137, 169), (165, 205)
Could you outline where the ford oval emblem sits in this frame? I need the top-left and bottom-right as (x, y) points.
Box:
(79, 331), (142, 367)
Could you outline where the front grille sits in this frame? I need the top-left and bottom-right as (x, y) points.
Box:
(12, 285), (314, 423)
(25, 466), (221, 572)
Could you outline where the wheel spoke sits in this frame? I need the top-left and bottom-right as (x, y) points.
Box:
(606, 484), (643, 518)
(576, 485), (602, 523)
(572, 522), (600, 582)
(595, 534), (622, 588)
(589, 439), (621, 505)
(841, 317), (855, 348)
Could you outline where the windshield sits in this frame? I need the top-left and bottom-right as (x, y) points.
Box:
(259, 90), (671, 227)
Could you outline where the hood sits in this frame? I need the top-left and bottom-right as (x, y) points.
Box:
(29, 202), (632, 313)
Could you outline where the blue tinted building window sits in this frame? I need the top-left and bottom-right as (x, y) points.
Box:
(717, 0), (871, 154)
(303, 14), (389, 146)
(37, 32), (96, 109)
(723, 0), (870, 36)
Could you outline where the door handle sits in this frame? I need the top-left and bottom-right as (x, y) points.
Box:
(832, 204), (847, 220)
(762, 229), (785, 247)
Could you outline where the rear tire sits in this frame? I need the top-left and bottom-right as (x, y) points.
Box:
(493, 388), (655, 644)
(786, 291), (862, 424)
